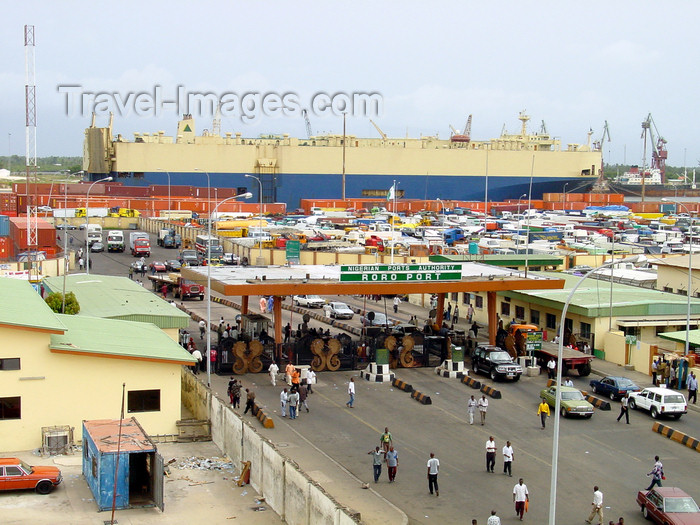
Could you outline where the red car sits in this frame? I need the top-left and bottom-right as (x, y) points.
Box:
(149, 261), (167, 273)
(0, 458), (63, 494)
(636, 487), (700, 524)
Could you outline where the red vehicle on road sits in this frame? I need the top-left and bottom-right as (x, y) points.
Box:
(0, 458), (62, 494)
(636, 487), (700, 524)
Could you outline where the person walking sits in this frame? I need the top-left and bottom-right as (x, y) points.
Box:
(453, 304), (460, 325)
(368, 447), (385, 483)
(546, 358), (556, 379)
(617, 393), (630, 424)
(227, 377), (237, 405)
(380, 427), (393, 453)
(513, 478), (529, 520)
(688, 371), (698, 404)
(268, 362), (279, 386)
(386, 446), (398, 482)
(128, 266), (134, 280)
(445, 303), (452, 322)
(78, 257), (84, 270)
(280, 387), (288, 417)
(259, 296), (267, 313)
(199, 319), (206, 340)
(346, 377), (355, 408)
(486, 510), (501, 525)
(468, 395), (477, 425)
(485, 436), (496, 473)
(478, 394), (489, 425)
(287, 388), (299, 419)
(467, 304), (475, 324)
(306, 369), (316, 393)
(243, 388), (256, 415)
(645, 456), (664, 490)
(191, 348), (202, 374)
(586, 486), (604, 525)
(285, 362), (295, 386)
(427, 452), (439, 496)
(502, 440), (514, 477)
(393, 295), (400, 314)
(284, 322), (292, 343)
(231, 380), (241, 409)
(651, 358), (659, 386)
(537, 398), (550, 429)
(298, 384), (309, 413)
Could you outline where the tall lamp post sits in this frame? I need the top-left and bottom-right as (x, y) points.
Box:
(245, 174), (264, 265)
(85, 176), (112, 275)
(548, 255), (639, 524)
(205, 192), (252, 386)
(157, 168), (171, 220)
(62, 171), (83, 313)
(662, 198), (693, 356)
(193, 168), (211, 229)
(517, 193), (526, 216)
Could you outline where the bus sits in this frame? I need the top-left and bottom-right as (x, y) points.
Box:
(195, 234), (224, 263)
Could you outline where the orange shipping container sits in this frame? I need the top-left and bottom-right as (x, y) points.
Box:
(0, 236), (10, 259)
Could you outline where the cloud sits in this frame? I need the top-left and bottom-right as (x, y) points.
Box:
(598, 40), (661, 67)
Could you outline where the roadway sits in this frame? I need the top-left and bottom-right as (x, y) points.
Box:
(71, 228), (700, 524)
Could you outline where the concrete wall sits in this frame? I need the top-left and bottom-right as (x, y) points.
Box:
(603, 331), (656, 374)
(180, 368), (359, 524)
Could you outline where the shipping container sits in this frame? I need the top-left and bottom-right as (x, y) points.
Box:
(0, 236), (10, 259)
(0, 215), (9, 237)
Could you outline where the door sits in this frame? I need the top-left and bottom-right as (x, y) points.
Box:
(153, 452), (164, 512)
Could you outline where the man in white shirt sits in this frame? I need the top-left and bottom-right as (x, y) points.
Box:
(485, 436), (496, 473)
(426, 452), (439, 496)
(478, 395), (489, 425)
(268, 362), (279, 386)
(306, 369), (316, 394)
(346, 377), (355, 408)
(564, 377), (574, 387)
(467, 395), (477, 425)
(502, 440), (514, 477)
(486, 510), (501, 525)
(191, 349), (202, 375)
(688, 371), (698, 404)
(513, 478), (529, 520)
(199, 319), (206, 339)
(280, 388), (288, 417)
(585, 485), (604, 525)
(546, 358), (556, 379)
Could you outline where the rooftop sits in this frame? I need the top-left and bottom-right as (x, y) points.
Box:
(50, 314), (195, 365)
(42, 274), (190, 330)
(0, 277), (66, 333)
(658, 329), (700, 348)
(654, 255), (700, 270)
(83, 418), (156, 453)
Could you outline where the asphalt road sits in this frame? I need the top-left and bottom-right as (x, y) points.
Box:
(71, 229), (700, 525)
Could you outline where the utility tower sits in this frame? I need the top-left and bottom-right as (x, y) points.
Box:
(25, 24), (39, 279)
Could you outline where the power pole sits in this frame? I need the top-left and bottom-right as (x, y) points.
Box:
(25, 24), (38, 280)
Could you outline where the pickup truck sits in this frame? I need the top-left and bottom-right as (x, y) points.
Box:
(148, 273), (204, 300)
(509, 324), (594, 377)
(471, 344), (523, 381)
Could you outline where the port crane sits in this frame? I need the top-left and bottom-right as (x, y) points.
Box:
(369, 119), (388, 141)
(302, 109), (313, 139)
(641, 113), (668, 182)
(593, 121), (611, 150)
(450, 114), (471, 143)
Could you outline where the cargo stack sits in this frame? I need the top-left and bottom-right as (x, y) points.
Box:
(0, 215), (10, 260)
(8, 217), (59, 258)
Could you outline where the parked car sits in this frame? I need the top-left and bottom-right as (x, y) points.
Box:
(0, 458), (62, 494)
(179, 250), (200, 266)
(471, 345), (523, 382)
(324, 302), (354, 319)
(628, 387), (687, 420)
(589, 376), (641, 401)
(222, 253), (240, 265)
(539, 386), (594, 418)
(360, 312), (393, 327)
(89, 241), (104, 253)
(293, 295), (325, 308)
(149, 261), (167, 273)
(636, 487), (700, 524)
(165, 259), (182, 272)
(55, 223), (76, 230)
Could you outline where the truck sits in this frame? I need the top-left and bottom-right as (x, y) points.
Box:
(509, 324), (594, 377)
(442, 228), (465, 246)
(148, 273), (204, 300)
(106, 230), (125, 252)
(157, 228), (181, 248)
(86, 224), (102, 247)
(195, 234), (224, 262)
(129, 232), (151, 257)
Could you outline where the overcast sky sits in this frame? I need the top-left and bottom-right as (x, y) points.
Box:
(2, 1), (699, 169)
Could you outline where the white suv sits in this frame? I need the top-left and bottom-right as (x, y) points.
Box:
(628, 387), (687, 420)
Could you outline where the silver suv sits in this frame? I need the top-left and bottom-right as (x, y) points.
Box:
(628, 387), (687, 419)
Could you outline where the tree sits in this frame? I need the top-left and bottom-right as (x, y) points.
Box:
(44, 291), (80, 315)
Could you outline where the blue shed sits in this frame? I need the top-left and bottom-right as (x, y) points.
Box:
(82, 418), (164, 512)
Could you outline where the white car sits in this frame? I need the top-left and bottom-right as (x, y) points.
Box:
(325, 302), (354, 319)
(293, 295), (325, 308)
(628, 387), (687, 420)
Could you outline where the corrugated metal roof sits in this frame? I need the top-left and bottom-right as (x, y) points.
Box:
(50, 314), (196, 364)
(0, 277), (66, 332)
(658, 329), (700, 347)
(42, 275), (189, 329)
(502, 271), (700, 318)
(84, 418), (156, 453)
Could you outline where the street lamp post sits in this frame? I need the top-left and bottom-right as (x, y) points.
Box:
(548, 255), (639, 524)
(245, 174), (264, 265)
(62, 171), (83, 313)
(517, 193), (526, 216)
(205, 192), (252, 386)
(85, 176), (112, 275)
(663, 198), (693, 356)
(157, 168), (171, 221)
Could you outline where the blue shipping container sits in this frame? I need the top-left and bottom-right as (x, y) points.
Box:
(0, 215), (9, 237)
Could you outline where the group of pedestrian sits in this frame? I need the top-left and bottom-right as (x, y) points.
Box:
(280, 383), (310, 419)
(368, 428), (399, 483)
(467, 394), (489, 425)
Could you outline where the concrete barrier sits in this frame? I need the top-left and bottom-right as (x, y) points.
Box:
(391, 378), (413, 393)
(652, 422), (700, 452)
(584, 395), (612, 411)
(461, 375), (481, 389)
(252, 402), (275, 428)
(410, 390), (432, 405)
(480, 384), (502, 399)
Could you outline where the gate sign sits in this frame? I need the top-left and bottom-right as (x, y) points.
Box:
(286, 240), (300, 264)
(340, 263), (462, 282)
(525, 331), (543, 352)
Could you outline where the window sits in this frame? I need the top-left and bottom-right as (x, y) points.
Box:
(92, 456), (97, 478)
(515, 306), (525, 320)
(679, 289), (688, 296)
(546, 313), (556, 330)
(451, 293), (458, 302)
(663, 286), (673, 293)
(5, 466), (22, 476)
(0, 358), (20, 371)
(580, 322), (591, 339)
(531, 309), (540, 326)
(475, 295), (483, 309)
(0, 396), (21, 420)
(127, 390), (161, 413)
(501, 302), (510, 316)
(462, 293), (470, 305)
